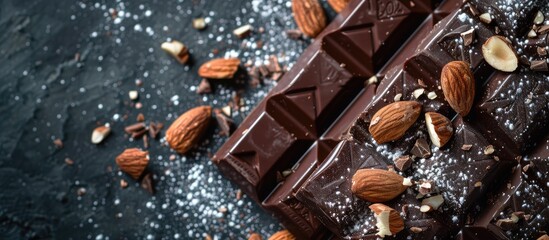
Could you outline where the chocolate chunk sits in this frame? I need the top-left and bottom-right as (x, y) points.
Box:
(411, 138), (431, 159)
(530, 60), (549, 71)
(214, 108), (234, 136)
(394, 155), (412, 172)
(476, 72), (549, 154)
(196, 78), (212, 94)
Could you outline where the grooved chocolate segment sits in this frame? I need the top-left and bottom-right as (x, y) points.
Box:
(322, 0), (432, 76)
(215, 113), (311, 201)
(413, 118), (513, 220)
(262, 142), (335, 239)
(476, 72), (549, 154)
(458, 136), (549, 240)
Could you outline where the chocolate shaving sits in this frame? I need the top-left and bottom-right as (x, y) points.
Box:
(131, 128), (148, 139)
(258, 65), (270, 77)
(530, 60), (549, 71)
(124, 122), (145, 134)
(136, 113), (145, 122)
(285, 29), (303, 40)
(537, 25), (549, 35)
(411, 138), (431, 159)
(140, 173), (155, 195)
(197, 78), (212, 94)
(538, 46), (547, 56)
(143, 134), (149, 149)
(461, 144), (473, 151)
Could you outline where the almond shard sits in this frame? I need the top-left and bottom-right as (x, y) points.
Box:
(482, 35), (518, 72)
(425, 112), (453, 147)
(351, 169), (408, 202)
(369, 203), (405, 237)
(161, 40), (189, 64)
(91, 125), (111, 144)
(369, 101), (422, 144)
(441, 61), (475, 116)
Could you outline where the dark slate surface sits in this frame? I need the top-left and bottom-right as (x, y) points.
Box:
(0, 0), (336, 239)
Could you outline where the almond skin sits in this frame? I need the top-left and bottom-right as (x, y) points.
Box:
(115, 148), (149, 180)
(369, 101), (422, 144)
(425, 112), (453, 147)
(369, 203), (405, 236)
(248, 233), (263, 240)
(268, 230), (295, 240)
(441, 61), (475, 116)
(198, 58), (240, 79)
(166, 106), (212, 154)
(351, 169), (409, 202)
(292, 0), (326, 38)
(327, 0), (351, 13)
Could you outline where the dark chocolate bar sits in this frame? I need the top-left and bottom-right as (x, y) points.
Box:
(213, 0), (456, 238)
(213, 0), (549, 238)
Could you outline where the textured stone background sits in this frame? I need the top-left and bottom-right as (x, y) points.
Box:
(0, 0), (337, 239)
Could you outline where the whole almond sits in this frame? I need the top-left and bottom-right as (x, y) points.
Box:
(166, 106), (212, 154)
(369, 101), (422, 144)
(292, 0), (326, 38)
(268, 230), (295, 240)
(369, 203), (404, 237)
(327, 0), (351, 13)
(351, 169), (409, 202)
(198, 58), (240, 79)
(115, 148), (149, 180)
(441, 61), (475, 116)
(425, 112), (453, 148)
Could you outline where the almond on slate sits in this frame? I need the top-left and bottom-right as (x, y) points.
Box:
(369, 101), (422, 144)
(166, 106), (212, 154)
(198, 58), (240, 79)
(161, 40), (190, 64)
(291, 0), (326, 38)
(115, 148), (149, 180)
(425, 112), (453, 147)
(327, 0), (351, 13)
(482, 35), (518, 72)
(91, 125), (111, 144)
(268, 230), (295, 240)
(351, 169), (409, 202)
(369, 203), (405, 237)
(441, 61), (475, 116)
